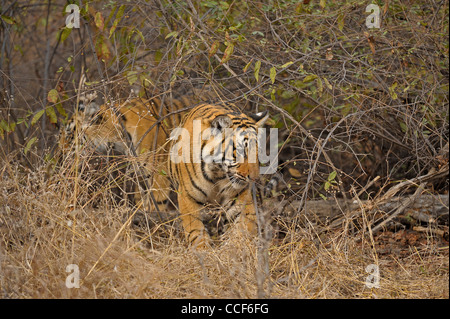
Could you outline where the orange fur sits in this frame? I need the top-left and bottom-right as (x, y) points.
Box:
(60, 96), (268, 248)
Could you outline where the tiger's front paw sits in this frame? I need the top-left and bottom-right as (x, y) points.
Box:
(190, 233), (212, 250)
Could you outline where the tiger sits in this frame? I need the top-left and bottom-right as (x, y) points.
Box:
(59, 93), (269, 248)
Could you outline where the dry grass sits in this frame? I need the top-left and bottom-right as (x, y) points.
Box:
(0, 154), (447, 300)
(0, 0), (448, 300)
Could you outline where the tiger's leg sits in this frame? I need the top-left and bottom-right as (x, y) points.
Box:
(147, 170), (171, 211)
(235, 187), (258, 236)
(133, 163), (171, 212)
(178, 192), (211, 249)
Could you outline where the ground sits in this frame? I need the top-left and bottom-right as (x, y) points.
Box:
(0, 164), (447, 299)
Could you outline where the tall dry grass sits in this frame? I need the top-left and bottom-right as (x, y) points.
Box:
(0, 152), (447, 299)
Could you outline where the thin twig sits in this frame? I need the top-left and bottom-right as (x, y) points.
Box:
(370, 182), (426, 234)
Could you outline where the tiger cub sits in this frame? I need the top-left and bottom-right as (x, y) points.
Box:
(60, 95), (268, 248)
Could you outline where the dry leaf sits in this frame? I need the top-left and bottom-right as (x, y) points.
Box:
(288, 167), (302, 178)
(367, 35), (376, 54)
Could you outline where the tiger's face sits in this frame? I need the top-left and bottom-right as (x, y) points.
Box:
(219, 128), (259, 190)
(198, 110), (268, 191)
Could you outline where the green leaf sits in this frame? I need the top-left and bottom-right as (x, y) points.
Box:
(281, 61), (294, 68)
(243, 60), (253, 73)
(133, 28), (145, 43)
(16, 117), (27, 125)
(316, 77), (323, 95)
(202, 1), (219, 8)
(9, 122), (16, 133)
(399, 121), (408, 133)
(327, 170), (337, 182)
(60, 27), (72, 42)
(209, 41), (220, 57)
(126, 71), (138, 85)
(219, 1), (230, 10)
(47, 89), (59, 104)
(96, 35), (111, 61)
(84, 81), (99, 86)
(55, 102), (67, 118)
(229, 22), (242, 31)
(165, 31), (178, 39)
(109, 5), (125, 38)
(95, 12), (104, 31)
(251, 31), (264, 37)
(220, 42), (234, 64)
(337, 13), (345, 31)
(324, 181), (331, 191)
(46, 106), (57, 124)
(14, 44), (23, 55)
(31, 109), (45, 126)
(105, 3), (118, 27)
(0, 119), (8, 132)
(324, 77), (333, 90)
(270, 66), (276, 84)
(1, 15), (15, 25)
(319, 193), (327, 200)
(389, 82), (398, 100)
(303, 74), (318, 83)
(0, 119), (15, 133)
(24, 137), (37, 155)
(254, 60), (261, 82)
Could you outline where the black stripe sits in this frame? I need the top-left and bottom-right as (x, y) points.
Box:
(235, 185), (249, 199)
(200, 160), (217, 184)
(196, 108), (216, 119)
(179, 95), (191, 106)
(184, 162), (208, 198)
(152, 97), (162, 116)
(236, 123), (254, 130)
(188, 231), (199, 243)
(188, 104), (209, 118)
(175, 163), (184, 190)
(226, 197), (238, 209)
(187, 193), (206, 206)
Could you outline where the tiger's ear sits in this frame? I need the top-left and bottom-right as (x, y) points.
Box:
(77, 102), (85, 112)
(211, 115), (232, 132)
(84, 102), (100, 117)
(250, 110), (269, 127)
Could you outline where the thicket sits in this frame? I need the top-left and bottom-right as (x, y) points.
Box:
(0, 0), (448, 299)
(1, 0), (448, 201)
